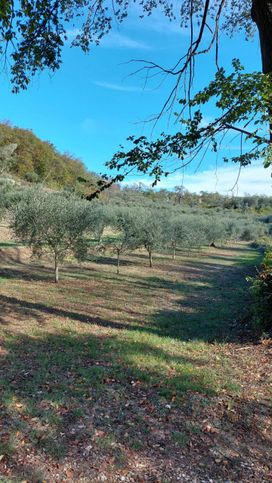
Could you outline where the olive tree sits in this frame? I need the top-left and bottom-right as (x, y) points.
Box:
(137, 210), (166, 268)
(11, 189), (92, 282)
(101, 207), (141, 274)
(87, 202), (110, 243)
(202, 217), (227, 247)
(166, 215), (196, 259)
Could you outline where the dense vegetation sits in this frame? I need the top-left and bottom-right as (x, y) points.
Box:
(247, 246), (272, 334)
(0, 122), (98, 191)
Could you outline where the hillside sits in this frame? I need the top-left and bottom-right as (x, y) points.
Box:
(0, 122), (98, 192)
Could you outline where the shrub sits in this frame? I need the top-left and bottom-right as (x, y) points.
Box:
(247, 248), (272, 335)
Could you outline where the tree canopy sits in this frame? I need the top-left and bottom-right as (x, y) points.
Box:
(0, 1), (265, 92)
(107, 61), (272, 185)
(11, 188), (93, 282)
(1, 1), (272, 189)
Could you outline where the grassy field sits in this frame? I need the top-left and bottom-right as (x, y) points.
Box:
(0, 241), (271, 482)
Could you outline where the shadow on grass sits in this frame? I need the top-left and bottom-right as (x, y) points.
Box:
(0, 245), (269, 480)
(88, 254), (136, 268)
(0, 293), (144, 330)
(0, 331), (270, 481)
(0, 331), (215, 480)
(0, 247), (259, 343)
(148, 260), (257, 342)
(0, 267), (53, 283)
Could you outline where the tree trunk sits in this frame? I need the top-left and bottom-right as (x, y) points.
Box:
(252, 1), (272, 74)
(172, 245), (176, 260)
(54, 254), (59, 283)
(252, 1), (272, 141)
(117, 249), (120, 274)
(148, 250), (153, 268)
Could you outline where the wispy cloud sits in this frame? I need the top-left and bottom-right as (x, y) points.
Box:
(145, 19), (188, 36)
(65, 29), (151, 50)
(93, 80), (147, 92)
(122, 164), (272, 196)
(101, 32), (151, 50)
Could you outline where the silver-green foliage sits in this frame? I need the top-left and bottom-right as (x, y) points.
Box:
(136, 210), (167, 267)
(11, 189), (92, 282)
(107, 207), (143, 273)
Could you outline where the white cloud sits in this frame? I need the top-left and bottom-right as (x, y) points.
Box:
(126, 5), (189, 36)
(101, 32), (151, 50)
(65, 29), (151, 50)
(122, 164), (272, 196)
(65, 28), (80, 40)
(93, 81), (147, 92)
(143, 18), (188, 36)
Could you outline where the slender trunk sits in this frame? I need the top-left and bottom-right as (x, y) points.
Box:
(148, 249), (153, 268)
(172, 244), (176, 260)
(54, 254), (59, 283)
(117, 249), (120, 274)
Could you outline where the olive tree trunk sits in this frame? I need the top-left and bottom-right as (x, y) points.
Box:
(117, 249), (120, 274)
(54, 254), (59, 283)
(148, 249), (153, 268)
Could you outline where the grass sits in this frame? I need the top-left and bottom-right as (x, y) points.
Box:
(0, 242), (271, 481)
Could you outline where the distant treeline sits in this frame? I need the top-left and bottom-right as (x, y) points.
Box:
(102, 183), (272, 212)
(1, 121), (271, 212)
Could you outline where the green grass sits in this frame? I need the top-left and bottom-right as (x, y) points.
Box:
(0, 242), (268, 481)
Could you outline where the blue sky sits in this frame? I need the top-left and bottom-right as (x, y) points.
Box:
(0, 9), (271, 195)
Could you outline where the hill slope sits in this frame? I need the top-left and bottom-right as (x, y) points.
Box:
(0, 122), (98, 191)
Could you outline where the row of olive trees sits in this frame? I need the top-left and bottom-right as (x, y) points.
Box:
(93, 205), (268, 272)
(8, 188), (268, 281)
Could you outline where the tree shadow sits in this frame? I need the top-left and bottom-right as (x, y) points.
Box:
(0, 332), (270, 482)
(0, 293), (146, 331)
(146, 259), (257, 343)
(0, 331), (215, 481)
(0, 248), (257, 343)
(88, 254), (136, 268)
(0, 245), (269, 480)
(0, 266), (53, 282)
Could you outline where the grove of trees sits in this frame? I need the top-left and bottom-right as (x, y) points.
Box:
(7, 186), (269, 281)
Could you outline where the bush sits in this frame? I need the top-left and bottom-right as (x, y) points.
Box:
(247, 248), (272, 335)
